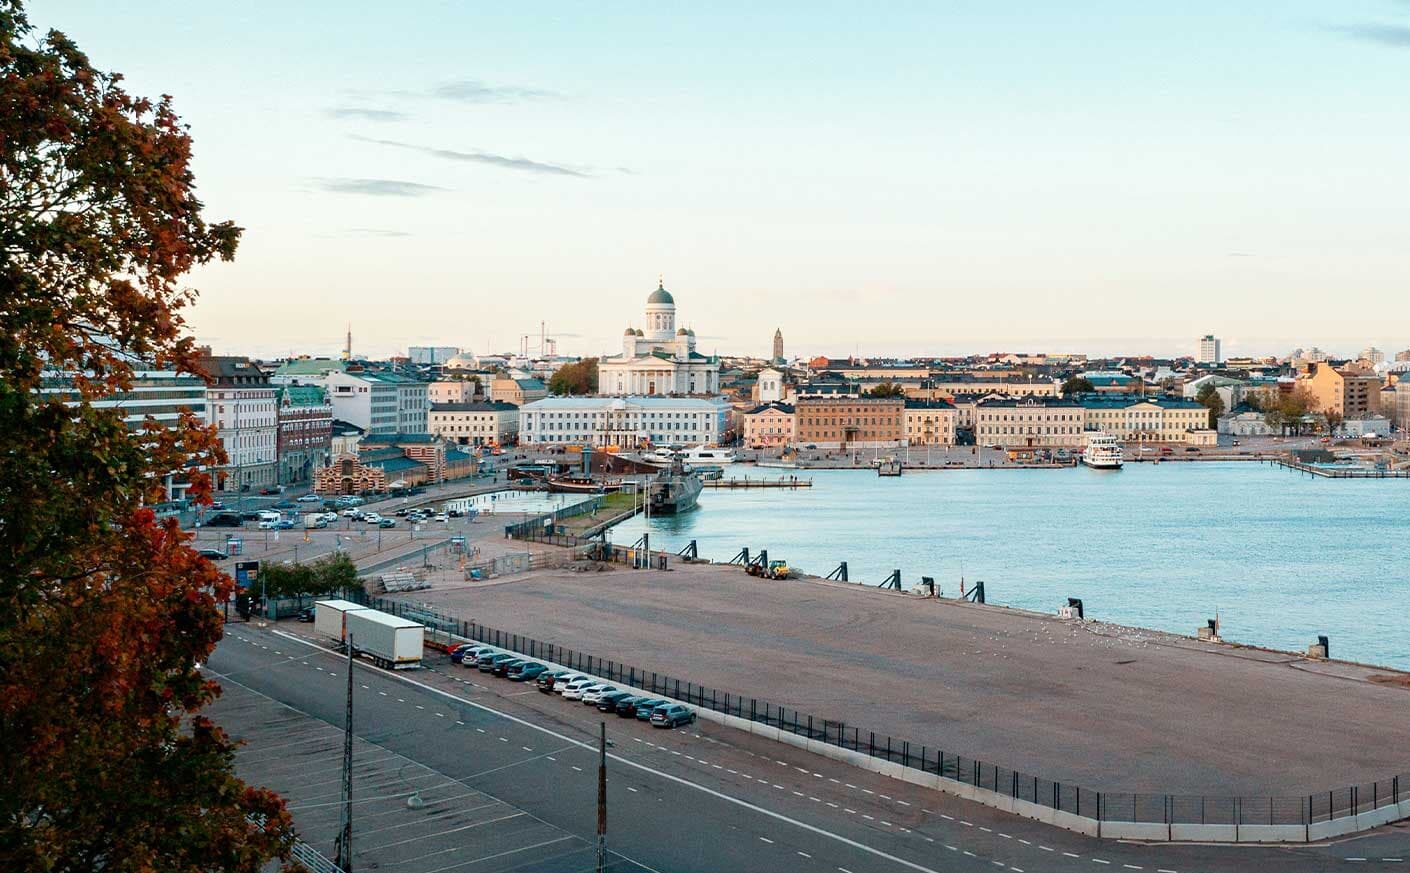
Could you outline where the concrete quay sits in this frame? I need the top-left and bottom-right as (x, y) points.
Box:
(394, 558), (1410, 805)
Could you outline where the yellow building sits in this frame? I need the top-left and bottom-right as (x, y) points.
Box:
(1299, 362), (1383, 418)
(903, 399), (957, 445)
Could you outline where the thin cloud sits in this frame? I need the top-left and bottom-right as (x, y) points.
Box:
(353, 135), (589, 178)
(315, 178), (446, 197)
(1339, 23), (1410, 47)
(327, 107), (411, 122)
(345, 227), (413, 237)
(429, 79), (560, 104)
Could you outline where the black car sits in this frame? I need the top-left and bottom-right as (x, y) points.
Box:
(508, 662), (548, 682)
(613, 696), (646, 717)
(204, 513), (243, 528)
(596, 690), (632, 712)
(197, 548), (229, 561)
(491, 658), (524, 678)
(478, 653), (515, 673)
(297, 606), (315, 622)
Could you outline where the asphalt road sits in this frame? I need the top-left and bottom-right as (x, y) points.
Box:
(205, 623), (1410, 872)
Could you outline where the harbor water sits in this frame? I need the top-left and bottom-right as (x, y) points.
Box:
(612, 462), (1410, 670)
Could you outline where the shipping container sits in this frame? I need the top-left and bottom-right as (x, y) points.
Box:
(344, 609), (423, 669)
(313, 599), (369, 645)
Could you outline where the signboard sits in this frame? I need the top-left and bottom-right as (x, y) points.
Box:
(234, 560), (260, 590)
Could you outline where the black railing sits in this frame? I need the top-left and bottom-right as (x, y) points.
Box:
(349, 592), (1408, 829)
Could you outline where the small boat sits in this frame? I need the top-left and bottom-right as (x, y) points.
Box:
(683, 446), (737, 464)
(547, 475), (620, 494)
(692, 464), (725, 481)
(1082, 432), (1124, 469)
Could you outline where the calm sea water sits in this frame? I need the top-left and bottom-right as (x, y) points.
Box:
(612, 462), (1410, 670)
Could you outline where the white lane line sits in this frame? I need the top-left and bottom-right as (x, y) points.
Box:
(1019, 839), (1031, 845)
(798, 851), (812, 859)
(759, 837), (774, 844)
(379, 691), (387, 696)
(979, 826), (992, 833)
(522, 746), (533, 752)
(839, 869), (855, 873)
(940, 814), (954, 821)
(1123, 866), (1143, 871)
(546, 756), (557, 762)
(475, 728), (485, 733)
(1093, 860), (1111, 866)
(415, 705), (425, 710)
(435, 713), (445, 718)
(572, 766), (583, 772)
(1000, 833), (1012, 839)
(862, 814), (875, 821)
(268, 630), (959, 873)
(826, 802), (839, 808)
(1157, 869), (1178, 873)
(897, 800), (911, 806)
(627, 787), (639, 793)
(498, 737), (508, 743)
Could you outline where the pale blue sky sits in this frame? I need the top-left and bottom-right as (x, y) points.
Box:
(34, 2), (1410, 360)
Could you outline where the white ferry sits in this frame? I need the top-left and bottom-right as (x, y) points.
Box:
(683, 446), (737, 464)
(1082, 431), (1124, 469)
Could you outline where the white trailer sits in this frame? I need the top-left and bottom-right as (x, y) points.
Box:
(344, 609), (423, 669)
(313, 599), (369, 646)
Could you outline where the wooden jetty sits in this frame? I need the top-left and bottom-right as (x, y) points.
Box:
(1268, 458), (1410, 479)
(703, 476), (812, 489)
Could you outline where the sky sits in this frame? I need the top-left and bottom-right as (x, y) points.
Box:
(31, 2), (1410, 361)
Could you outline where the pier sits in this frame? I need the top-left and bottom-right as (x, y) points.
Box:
(1268, 458), (1410, 478)
(703, 475), (812, 489)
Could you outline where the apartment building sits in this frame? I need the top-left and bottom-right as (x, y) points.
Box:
(903, 398), (957, 446)
(325, 370), (429, 435)
(1300, 362), (1383, 418)
(198, 355), (278, 492)
(489, 377), (547, 406)
(429, 401), (520, 447)
(275, 385), (333, 486)
(794, 396), (905, 447)
(427, 379), (480, 404)
(741, 402), (795, 448)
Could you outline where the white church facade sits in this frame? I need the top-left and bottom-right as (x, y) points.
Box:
(598, 282), (720, 396)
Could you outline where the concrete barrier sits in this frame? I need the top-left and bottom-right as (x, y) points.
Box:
(453, 634), (1406, 844)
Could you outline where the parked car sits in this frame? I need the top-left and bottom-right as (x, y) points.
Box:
(651, 704), (696, 728)
(297, 494), (322, 503)
(596, 690), (632, 712)
(479, 653), (518, 673)
(449, 644), (476, 664)
(274, 519), (296, 530)
(209, 501), (225, 510)
(197, 548), (229, 561)
(508, 662), (548, 682)
(612, 696), (648, 717)
(257, 518), (278, 530)
(491, 658), (524, 678)
(434, 513), (449, 523)
(447, 508), (465, 517)
(632, 699), (669, 720)
(341, 509), (362, 518)
(259, 487), (279, 495)
(204, 513), (243, 527)
(551, 673), (584, 693)
(363, 513), (383, 524)
(561, 677), (596, 700)
(537, 670), (572, 692)
(272, 500), (296, 509)
(378, 518), (397, 528)
(321, 512), (339, 522)
(395, 508), (410, 516)
(581, 684), (618, 705)
(297, 606), (315, 622)
(462, 646), (496, 667)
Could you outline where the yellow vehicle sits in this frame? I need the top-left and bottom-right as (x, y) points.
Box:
(747, 559), (790, 580)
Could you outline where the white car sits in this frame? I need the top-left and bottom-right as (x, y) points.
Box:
(463, 646), (496, 666)
(363, 513), (383, 524)
(561, 678), (596, 700)
(341, 508), (361, 518)
(321, 512), (339, 522)
(296, 494), (322, 503)
(552, 673), (584, 692)
(434, 513), (449, 523)
(581, 685), (617, 705)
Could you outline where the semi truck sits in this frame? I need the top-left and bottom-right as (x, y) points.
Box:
(313, 599), (368, 645)
(344, 609), (424, 669)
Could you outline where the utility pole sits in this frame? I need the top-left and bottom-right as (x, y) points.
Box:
(596, 721), (607, 873)
(335, 632), (355, 872)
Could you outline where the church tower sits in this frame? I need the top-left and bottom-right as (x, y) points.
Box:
(772, 327), (784, 363)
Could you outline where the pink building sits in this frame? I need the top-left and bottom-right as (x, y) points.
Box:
(741, 402), (795, 449)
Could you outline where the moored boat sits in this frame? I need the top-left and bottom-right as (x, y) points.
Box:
(1082, 432), (1124, 469)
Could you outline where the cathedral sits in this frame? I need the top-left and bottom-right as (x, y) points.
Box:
(597, 281), (720, 396)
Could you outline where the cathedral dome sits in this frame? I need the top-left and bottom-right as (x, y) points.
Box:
(634, 328), (644, 336)
(677, 327), (688, 336)
(624, 326), (636, 335)
(646, 282), (674, 305)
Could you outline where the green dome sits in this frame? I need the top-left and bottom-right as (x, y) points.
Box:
(634, 328), (644, 336)
(677, 327), (688, 336)
(624, 326), (635, 335)
(647, 282), (674, 305)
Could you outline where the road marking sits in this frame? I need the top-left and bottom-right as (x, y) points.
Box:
(979, 826), (992, 833)
(435, 712), (445, 718)
(793, 791), (805, 797)
(940, 814), (954, 821)
(759, 837), (774, 844)
(798, 851), (812, 858)
(456, 721), (464, 725)
(475, 728), (485, 733)
(1157, 869), (1178, 873)
(379, 691), (387, 696)
(826, 802), (838, 808)
(267, 629), (960, 873)
(897, 800), (911, 806)
(1123, 866), (1143, 871)
(879, 794), (891, 800)
(572, 765), (583, 772)
(862, 814), (875, 821)
(546, 756), (556, 762)
(627, 787), (639, 793)
(1093, 860), (1110, 866)
(963, 851), (976, 857)
(961, 821), (974, 827)
(498, 737), (508, 743)
(1018, 839), (1031, 845)
(1000, 833), (1012, 839)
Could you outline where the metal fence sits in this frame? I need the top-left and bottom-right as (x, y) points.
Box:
(349, 593), (1408, 828)
(356, 539), (454, 577)
(502, 496), (604, 540)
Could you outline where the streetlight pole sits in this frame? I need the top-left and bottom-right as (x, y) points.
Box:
(335, 632), (355, 872)
(596, 721), (607, 873)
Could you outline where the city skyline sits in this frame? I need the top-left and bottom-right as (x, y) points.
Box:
(37, 1), (1410, 359)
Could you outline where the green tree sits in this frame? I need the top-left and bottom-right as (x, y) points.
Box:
(1061, 376), (1095, 396)
(0, 4), (294, 868)
(866, 381), (907, 398)
(548, 357), (599, 396)
(1195, 383), (1225, 426)
(261, 553), (360, 600)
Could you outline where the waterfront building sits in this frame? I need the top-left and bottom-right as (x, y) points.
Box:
(974, 396), (1084, 448)
(1218, 409), (1276, 437)
(330, 420), (364, 457)
(325, 370), (429, 435)
(794, 396), (905, 448)
(427, 379), (480, 404)
(1197, 335), (1222, 364)
(198, 355), (278, 493)
(489, 376), (546, 406)
(1077, 394), (1217, 445)
(519, 396), (727, 448)
(741, 402), (795, 449)
(408, 345), (461, 365)
(275, 385), (333, 486)
(1396, 349), (1410, 363)
(597, 282), (721, 395)
(772, 328), (784, 364)
(910, 374), (1059, 400)
(1299, 362), (1383, 418)
(39, 366), (209, 501)
(1341, 412), (1391, 438)
(429, 401), (520, 447)
(903, 399), (957, 446)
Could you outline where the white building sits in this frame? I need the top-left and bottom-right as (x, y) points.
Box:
(756, 367), (787, 403)
(325, 371), (429, 435)
(598, 282), (720, 396)
(198, 356), (278, 492)
(408, 346), (461, 365)
(1197, 334), (1222, 364)
(520, 396), (728, 448)
(429, 401), (520, 447)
